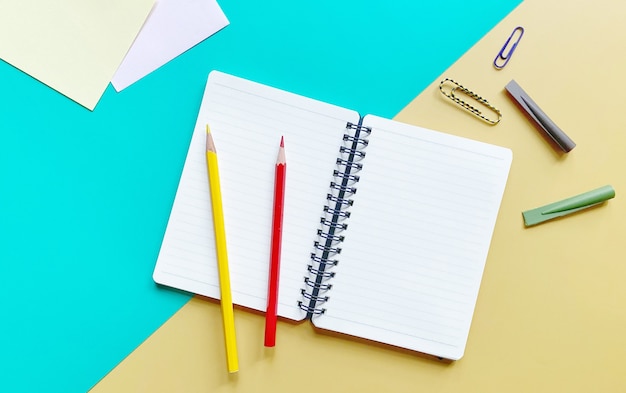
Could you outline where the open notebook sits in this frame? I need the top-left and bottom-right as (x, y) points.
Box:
(153, 71), (512, 360)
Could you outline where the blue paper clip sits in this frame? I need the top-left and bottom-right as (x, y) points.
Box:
(493, 26), (524, 69)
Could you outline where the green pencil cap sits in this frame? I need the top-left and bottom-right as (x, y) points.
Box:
(522, 185), (615, 227)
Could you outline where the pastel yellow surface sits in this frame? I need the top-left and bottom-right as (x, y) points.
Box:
(0, 0), (154, 110)
(92, 0), (626, 391)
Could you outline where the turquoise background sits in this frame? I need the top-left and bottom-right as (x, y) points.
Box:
(0, 1), (520, 392)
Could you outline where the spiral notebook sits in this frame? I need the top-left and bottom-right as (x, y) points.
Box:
(153, 71), (512, 360)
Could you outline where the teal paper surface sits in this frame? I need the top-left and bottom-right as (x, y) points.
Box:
(0, 0), (521, 391)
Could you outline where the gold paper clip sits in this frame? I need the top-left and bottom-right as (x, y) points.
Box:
(438, 78), (502, 125)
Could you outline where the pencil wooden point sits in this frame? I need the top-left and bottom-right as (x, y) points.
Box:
(277, 137), (286, 165)
(206, 125), (216, 153)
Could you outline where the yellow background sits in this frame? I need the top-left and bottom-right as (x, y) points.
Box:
(92, 1), (626, 391)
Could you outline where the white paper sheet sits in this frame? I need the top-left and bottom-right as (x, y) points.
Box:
(111, 0), (229, 91)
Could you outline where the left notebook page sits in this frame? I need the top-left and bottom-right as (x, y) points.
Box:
(153, 71), (360, 321)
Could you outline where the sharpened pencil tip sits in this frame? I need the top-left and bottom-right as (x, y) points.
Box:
(276, 136), (286, 164)
(206, 124), (216, 153)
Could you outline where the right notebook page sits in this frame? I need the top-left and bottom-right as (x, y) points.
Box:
(312, 114), (512, 360)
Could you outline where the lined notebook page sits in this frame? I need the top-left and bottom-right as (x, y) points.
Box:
(153, 71), (359, 321)
(313, 115), (512, 359)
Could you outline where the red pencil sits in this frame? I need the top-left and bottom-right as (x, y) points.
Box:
(265, 136), (286, 347)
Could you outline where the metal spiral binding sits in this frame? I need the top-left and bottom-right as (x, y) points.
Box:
(298, 121), (371, 318)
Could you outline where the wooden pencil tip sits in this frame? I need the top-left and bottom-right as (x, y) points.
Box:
(206, 126), (216, 153)
(280, 135), (284, 148)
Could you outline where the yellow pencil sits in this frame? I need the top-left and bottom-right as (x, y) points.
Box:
(205, 124), (239, 373)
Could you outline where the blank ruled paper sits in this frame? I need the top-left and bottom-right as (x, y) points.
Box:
(312, 115), (512, 360)
(153, 71), (359, 321)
